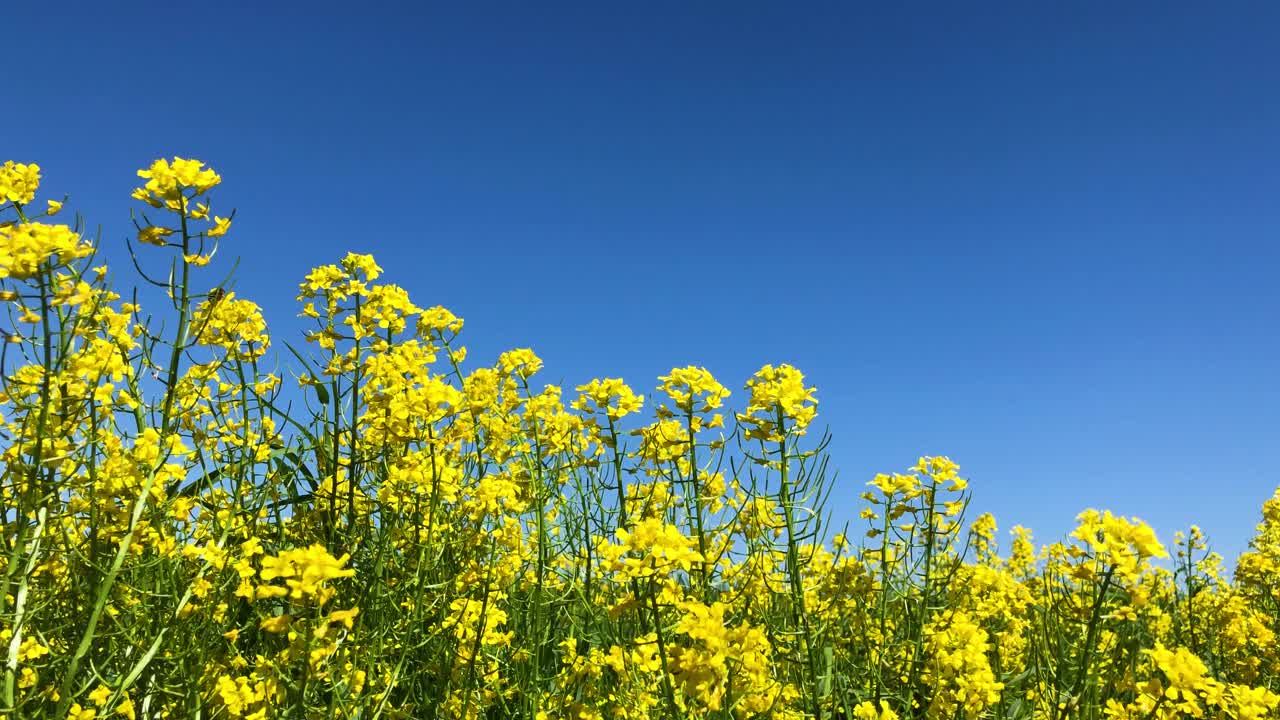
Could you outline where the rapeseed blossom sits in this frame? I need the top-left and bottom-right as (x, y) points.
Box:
(257, 544), (355, 605)
(0, 161), (41, 205)
(1, 156), (1279, 720)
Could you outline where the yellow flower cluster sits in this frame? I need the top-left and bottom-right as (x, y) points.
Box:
(4, 156), (1280, 720)
(214, 674), (273, 719)
(1072, 508), (1169, 582)
(191, 292), (270, 359)
(658, 365), (729, 415)
(134, 156), (222, 202)
(1104, 644), (1280, 720)
(667, 600), (792, 717)
(130, 157), (231, 258)
(739, 363), (818, 439)
(257, 544), (355, 605)
(602, 517), (705, 581)
(0, 222), (94, 280)
(0, 161), (41, 205)
(922, 611), (1004, 720)
(499, 347), (544, 380)
(573, 378), (644, 421)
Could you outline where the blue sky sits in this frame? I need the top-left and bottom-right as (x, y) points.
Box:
(7, 2), (1278, 560)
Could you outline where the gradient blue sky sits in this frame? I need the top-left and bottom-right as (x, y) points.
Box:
(7, 2), (1278, 560)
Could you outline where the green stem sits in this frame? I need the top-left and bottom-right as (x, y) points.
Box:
(776, 409), (821, 719)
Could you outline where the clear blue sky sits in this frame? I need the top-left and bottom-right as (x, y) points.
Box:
(7, 2), (1278, 561)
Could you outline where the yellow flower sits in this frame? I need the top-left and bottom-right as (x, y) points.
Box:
(191, 291), (270, 359)
(328, 606), (360, 629)
(0, 222), (95, 280)
(259, 614), (293, 633)
(258, 543), (355, 605)
(88, 685), (111, 706)
(854, 701), (899, 720)
(16, 637), (50, 662)
(137, 225), (176, 246)
(498, 348), (543, 379)
(1227, 684), (1280, 720)
(0, 161), (40, 205)
(657, 365), (729, 414)
(46, 199), (63, 216)
(869, 472), (920, 498)
(419, 305), (464, 335)
(208, 215), (232, 237)
(603, 517), (704, 581)
(923, 611), (1004, 719)
(135, 157), (221, 203)
(739, 363), (817, 435)
(341, 251), (381, 281)
(573, 378), (643, 420)
(1072, 509), (1167, 582)
(215, 675), (268, 717)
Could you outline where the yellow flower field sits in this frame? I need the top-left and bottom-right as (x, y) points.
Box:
(2, 158), (1279, 720)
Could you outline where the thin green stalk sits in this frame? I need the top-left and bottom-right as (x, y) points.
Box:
(776, 409), (821, 719)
